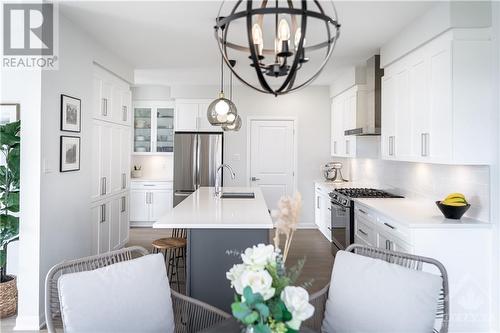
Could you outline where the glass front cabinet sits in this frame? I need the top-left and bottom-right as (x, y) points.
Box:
(133, 101), (175, 155)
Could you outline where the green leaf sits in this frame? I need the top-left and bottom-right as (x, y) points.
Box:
(283, 308), (292, 322)
(231, 302), (251, 321)
(255, 302), (269, 319)
(2, 121), (20, 137)
(1, 191), (19, 212)
(242, 311), (259, 325)
(7, 146), (20, 181)
(269, 299), (285, 321)
(254, 323), (272, 333)
(243, 286), (263, 306)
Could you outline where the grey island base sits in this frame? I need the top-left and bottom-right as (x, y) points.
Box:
(153, 187), (274, 312)
(187, 228), (270, 311)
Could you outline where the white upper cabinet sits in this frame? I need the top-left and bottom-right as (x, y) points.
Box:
(175, 99), (222, 132)
(381, 29), (492, 164)
(331, 86), (366, 158)
(93, 69), (130, 126)
(133, 101), (175, 155)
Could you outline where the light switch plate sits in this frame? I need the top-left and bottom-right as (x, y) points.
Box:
(43, 158), (54, 173)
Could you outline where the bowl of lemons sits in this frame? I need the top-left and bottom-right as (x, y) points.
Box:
(436, 193), (470, 219)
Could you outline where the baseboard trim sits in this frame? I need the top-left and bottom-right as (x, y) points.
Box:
(14, 315), (44, 331)
(297, 223), (317, 229)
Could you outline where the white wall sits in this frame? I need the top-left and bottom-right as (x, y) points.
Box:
(171, 85), (331, 226)
(131, 155), (173, 180)
(131, 85), (171, 100)
(9, 14), (134, 330)
(0, 69), (42, 330)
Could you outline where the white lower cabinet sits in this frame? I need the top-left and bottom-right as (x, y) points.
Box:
(314, 185), (332, 242)
(130, 181), (173, 227)
(354, 205), (412, 253)
(353, 201), (493, 332)
(91, 193), (129, 255)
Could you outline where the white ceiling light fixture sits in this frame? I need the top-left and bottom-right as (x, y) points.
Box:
(214, 0), (341, 96)
(207, 51), (238, 126)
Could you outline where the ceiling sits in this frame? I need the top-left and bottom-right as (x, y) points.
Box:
(60, 1), (436, 86)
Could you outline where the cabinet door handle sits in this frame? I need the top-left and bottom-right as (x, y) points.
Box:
(101, 177), (107, 195)
(385, 239), (391, 250)
(384, 222), (395, 229)
(121, 196), (126, 213)
(358, 209), (367, 215)
(333, 141), (337, 155)
(388, 136), (395, 156)
(102, 98), (108, 116)
(358, 228), (368, 236)
(317, 196), (320, 209)
(422, 133), (429, 157)
(100, 204), (106, 223)
(122, 173), (126, 189)
(122, 106), (127, 122)
(421, 133), (425, 157)
(143, 184), (156, 187)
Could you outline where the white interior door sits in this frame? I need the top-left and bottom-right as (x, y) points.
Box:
(249, 119), (295, 211)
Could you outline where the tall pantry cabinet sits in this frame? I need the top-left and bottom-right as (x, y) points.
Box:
(91, 66), (132, 255)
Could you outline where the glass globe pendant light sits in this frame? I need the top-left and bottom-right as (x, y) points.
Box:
(207, 52), (238, 126)
(222, 61), (242, 132)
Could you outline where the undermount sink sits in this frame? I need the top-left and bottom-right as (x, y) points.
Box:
(220, 192), (255, 199)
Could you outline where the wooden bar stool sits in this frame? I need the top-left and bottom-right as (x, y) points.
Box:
(152, 228), (187, 292)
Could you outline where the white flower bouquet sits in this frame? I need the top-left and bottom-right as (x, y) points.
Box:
(226, 192), (313, 333)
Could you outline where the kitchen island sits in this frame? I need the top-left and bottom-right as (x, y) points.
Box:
(153, 187), (273, 311)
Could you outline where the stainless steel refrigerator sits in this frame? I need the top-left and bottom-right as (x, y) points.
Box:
(173, 132), (223, 207)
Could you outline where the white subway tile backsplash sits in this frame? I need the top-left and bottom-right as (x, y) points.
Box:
(348, 159), (490, 222)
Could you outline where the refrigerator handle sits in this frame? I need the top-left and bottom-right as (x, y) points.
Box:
(192, 134), (198, 191)
(196, 134), (201, 189)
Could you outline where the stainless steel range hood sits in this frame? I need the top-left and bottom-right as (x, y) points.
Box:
(344, 55), (383, 136)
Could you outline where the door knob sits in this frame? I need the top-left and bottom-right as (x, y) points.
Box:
(251, 176), (260, 181)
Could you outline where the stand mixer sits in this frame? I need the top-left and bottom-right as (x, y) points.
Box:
(322, 162), (348, 182)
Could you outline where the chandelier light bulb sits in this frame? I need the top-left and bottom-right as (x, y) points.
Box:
(252, 23), (263, 45)
(294, 27), (305, 49)
(278, 18), (290, 41)
(226, 113), (236, 123)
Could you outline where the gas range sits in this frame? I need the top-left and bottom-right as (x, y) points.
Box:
(330, 188), (404, 206)
(329, 188), (403, 252)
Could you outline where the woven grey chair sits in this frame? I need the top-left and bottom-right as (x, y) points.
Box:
(305, 244), (449, 333)
(45, 246), (230, 333)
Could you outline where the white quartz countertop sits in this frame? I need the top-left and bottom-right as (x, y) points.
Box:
(354, 198), (490, 229)
(153, 187), (274, 229)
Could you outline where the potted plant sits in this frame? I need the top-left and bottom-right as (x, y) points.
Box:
(0, 120), (20, 318)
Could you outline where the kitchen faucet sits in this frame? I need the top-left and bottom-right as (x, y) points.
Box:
(215, 164), (236, 197)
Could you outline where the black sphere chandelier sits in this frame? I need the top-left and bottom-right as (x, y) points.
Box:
(214, 0), (341, 96)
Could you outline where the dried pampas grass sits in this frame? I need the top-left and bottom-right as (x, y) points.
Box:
(271, 192), (302, 262)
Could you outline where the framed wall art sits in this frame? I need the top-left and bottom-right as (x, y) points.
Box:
(60, 136), (80, 172)
(0, 103), (20, 124)
(60, 94), (81, 132)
